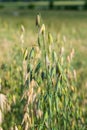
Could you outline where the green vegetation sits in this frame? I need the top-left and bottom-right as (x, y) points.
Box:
(0, 1), (86, 10)
(0, 10), (87, 129)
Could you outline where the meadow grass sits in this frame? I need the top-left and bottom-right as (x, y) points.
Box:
(0, 10), (87, 129)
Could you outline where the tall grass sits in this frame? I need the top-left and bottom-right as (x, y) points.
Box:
(0, 15), (86, 130)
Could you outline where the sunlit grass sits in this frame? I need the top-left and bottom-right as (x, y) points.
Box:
(0, 10), (87, 122)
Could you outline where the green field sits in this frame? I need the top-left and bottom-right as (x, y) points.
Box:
(0, 9), (87, 129)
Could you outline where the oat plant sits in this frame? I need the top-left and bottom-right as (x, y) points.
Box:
(0, 15), (85, 130)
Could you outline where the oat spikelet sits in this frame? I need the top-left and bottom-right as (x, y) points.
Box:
(36, 14), (40, 27)
(48, 32), (53, 44)
(20, 33), (24, 44)
(14, 126), (18, 130)
(20, 25), (25, 44)
(0, 93), (10, 111)
(73, 69), (77, 81)
(67, 55), (71, 64)
(23, 60), (27, 84)
(22, 112), (30, 125)
(35, 46), (41, 59)
(36, 109), (43, 119)
(21, 24), (25, 33)
(40, 24), (45, 35)
(70, 48), (75, 61)
(60, 47), (64, 56)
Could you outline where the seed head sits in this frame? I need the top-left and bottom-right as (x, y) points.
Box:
(0, 93), (9, 111)
(21, 24), (25, 33)
(36, 14), (40, 27)
(70, 48), (75, 60)
(12, 95), (16, 104)
(14, 126), (18, 130)
(60, 47), (64, 56)
(36, 109), (43, 119)
(67, 55), (71, 64)
(71, 86), (75, 92)
(73, 69), (77, 81)
(48, 45), (52, 54)
(61, 57), (64, 65)
(23, 49), (28, 60)
(20, 33), (24, 44)
(53, 51), (57, 62)
(35, 46), (41, 59)
(48, 32), (53, 44)
(22, 112), (30, 125)
(40, 24), (45, 35)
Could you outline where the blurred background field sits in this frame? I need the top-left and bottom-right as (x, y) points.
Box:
(0, 9), (87, 109)
(0, 0), (87, 128)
